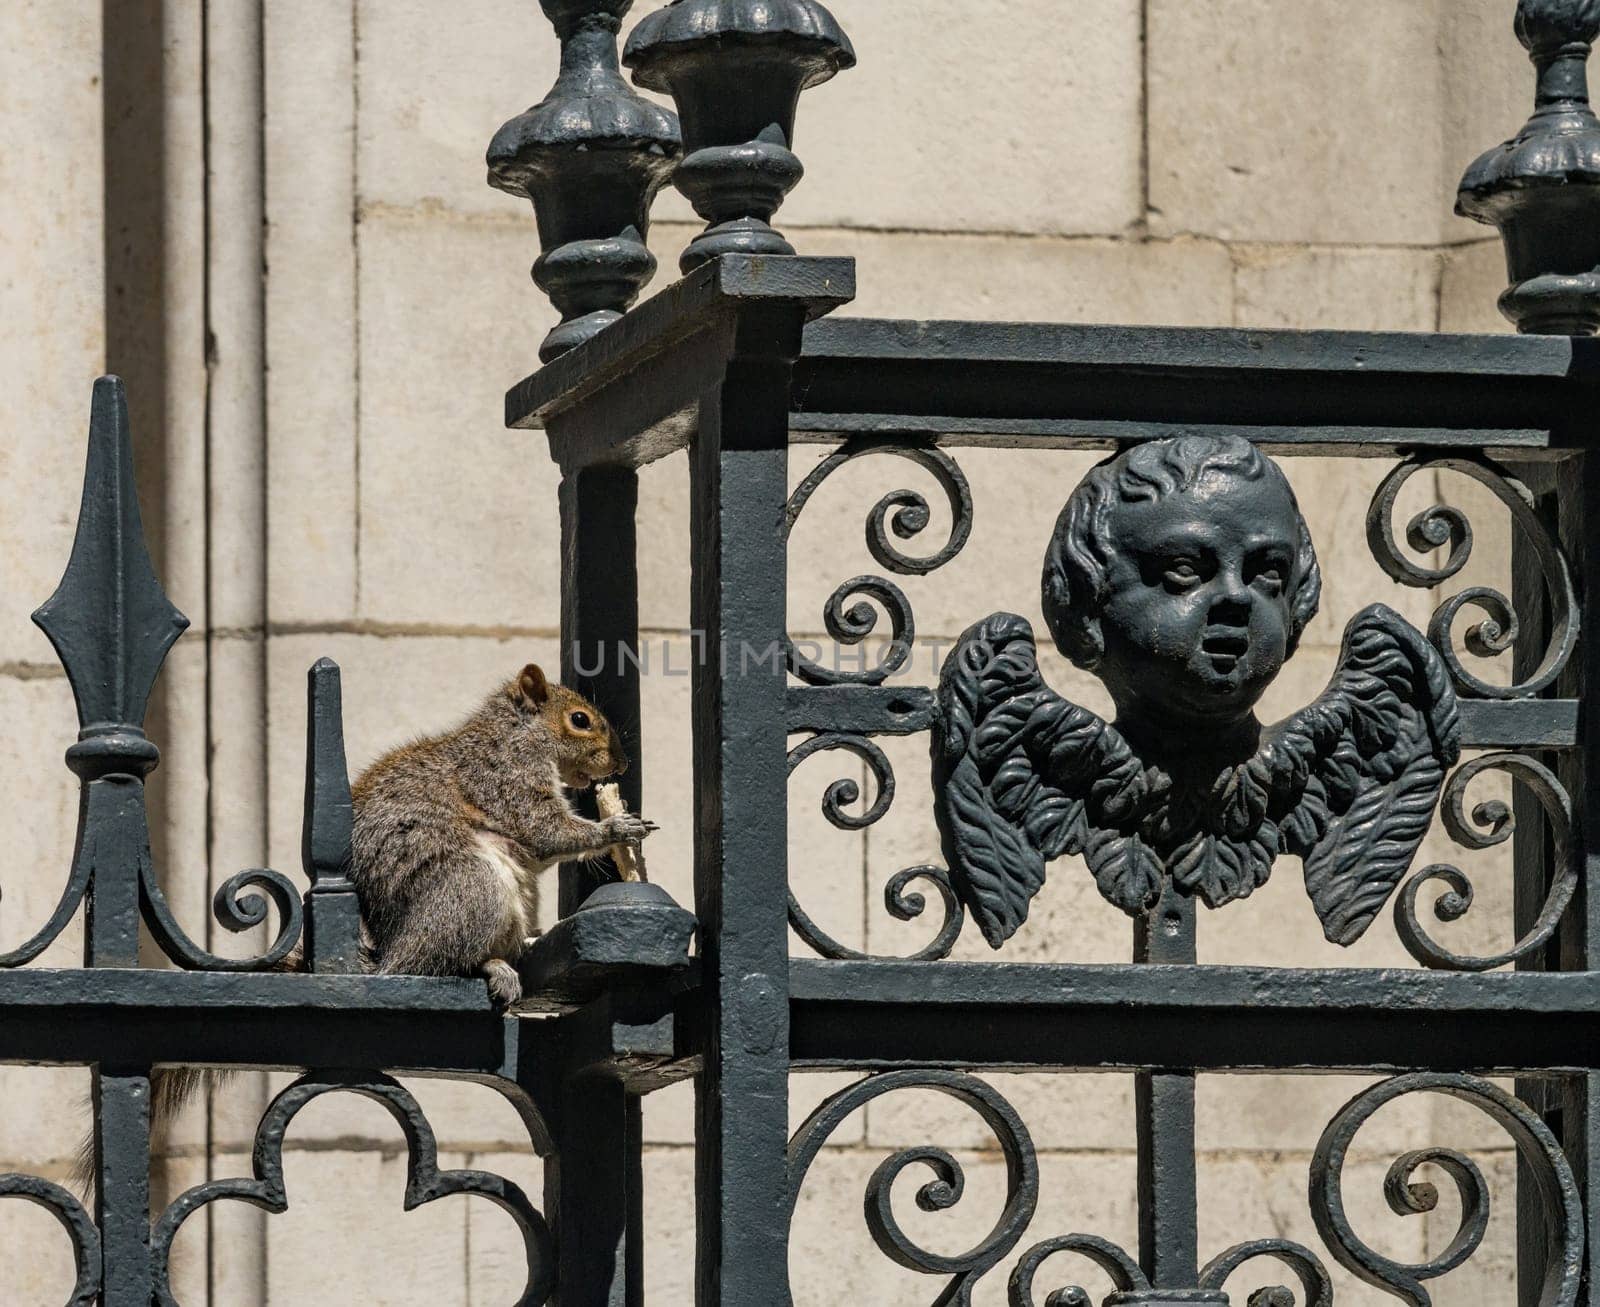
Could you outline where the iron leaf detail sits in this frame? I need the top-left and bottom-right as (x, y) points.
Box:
(934, 606), (1460, 948)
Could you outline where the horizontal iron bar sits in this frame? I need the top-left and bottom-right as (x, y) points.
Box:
(786, 415), (1562, 457)
(513, 280), (1600, 467)
(786, 319), (1600, 456)
(789, 960), (1600, 1074)
(0, 971), (520, 1074)
(788, 686), (1579, 750)
(801, 318), (1600, 377)
(790, 321), (1600, 454)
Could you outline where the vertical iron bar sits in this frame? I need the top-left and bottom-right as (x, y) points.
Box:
(554, 459), (646, 1302)
(1555, 455), (1600, 1307)
(544, 1076), (644, 1307)
(94, 1066), (153, 1306)
(1511, 459), (1559, 1307)
(1134, 888), (1200, 1290)
(559, 463), (643, 918)
(690, 310), (802, 1304)
(33, 380), (176, 1305)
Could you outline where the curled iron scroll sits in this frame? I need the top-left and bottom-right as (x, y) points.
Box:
(0, 1173), (102, 1306)
(1310, 1072), (1582, 1307)
(1395, 752), (1576, 971)
(1366, 455), (1576, 698)
(1008, 1234), (1148, 1306)
(786, 733), (965, 961)
(140, 854), (304, 972)
(788, 1070), (1038, 1304)
(1199, 1239), (1334, 1307)
(785, 438), (973, 686)
(151, 1072), (554, 1307)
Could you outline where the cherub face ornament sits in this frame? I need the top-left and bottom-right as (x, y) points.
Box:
(937, 436), (1461, 950)
(1068, 451), (1311, 744)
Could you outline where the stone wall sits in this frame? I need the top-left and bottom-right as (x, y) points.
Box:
(0, 0), (1538, 1301)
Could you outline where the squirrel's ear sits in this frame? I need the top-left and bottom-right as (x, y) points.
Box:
(514, 664), (551, 708)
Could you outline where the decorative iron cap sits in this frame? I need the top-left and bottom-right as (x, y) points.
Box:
(622, 0), (855, 272)
(622, 0), (856, 93)
(1457, 0), (1600, 333)
(487, 0), (683, 364)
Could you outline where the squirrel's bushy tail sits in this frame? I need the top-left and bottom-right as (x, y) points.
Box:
(70, 943), (310, 1197)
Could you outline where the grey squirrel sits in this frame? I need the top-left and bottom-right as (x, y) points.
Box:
(74, 664), (653, 1189)
(352, 661), (653, 1005)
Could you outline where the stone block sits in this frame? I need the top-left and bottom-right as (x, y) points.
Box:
(1439, 240), (1514, 335)
(0, 1185), (85, 1305)
(1233, 246), (1441, 332)
(1198, 1074), (1434, 1161)
(0, 676), (84, 969)
(356, 0), (553, 219)
(778, 0), (1144, 238)
(154, 1152), (212, 1305)
(0, 1066), (89, 1175)
(1148, 0), (1447, 247)
(636, 448), (693, 633)
(357, 1), (1142, 238)
(641, 1145), (698, 1303)
(356, 210), (565, 629)
(463, 1148), (548, 1306)
(265, 0), (360, 623)
(264, 1144), (470, 1306)
(0, 0), (103, 667)
(805, 229), (1235, 326)
(202, 1151), (269, 1307)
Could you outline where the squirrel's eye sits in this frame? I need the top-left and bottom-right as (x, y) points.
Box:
(569, 711), (592, 732)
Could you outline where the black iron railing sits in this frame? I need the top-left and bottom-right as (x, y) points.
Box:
(7, 0), (1600, 1302)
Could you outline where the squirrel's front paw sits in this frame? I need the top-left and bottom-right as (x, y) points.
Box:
(481, 958), (523, 1007)
(602, 813), (656, 845)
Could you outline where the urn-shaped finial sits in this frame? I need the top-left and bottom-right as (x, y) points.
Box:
(1457, 0), (1600, 333)
(488, 0), (683, 364)
(623, 0), (855, 273)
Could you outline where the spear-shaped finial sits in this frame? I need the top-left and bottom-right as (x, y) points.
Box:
(33, 377), (188, 770)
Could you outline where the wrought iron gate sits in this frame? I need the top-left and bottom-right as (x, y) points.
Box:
(8, 0), (1600, 1302)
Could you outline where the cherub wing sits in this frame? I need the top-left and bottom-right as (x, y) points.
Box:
(1274, 604), (1462, 945)
(934, 613), (1155, 948)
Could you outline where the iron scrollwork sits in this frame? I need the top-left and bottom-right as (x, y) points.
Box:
(934, 436), (1462, 950)
(1396, 752), (1577, 971)
(788, 1070), (1039, 1305)
(787, 733), (965, 961)
(785, 437), (974, 686)
(151, 1072), (556, 1307)
(0, 1173), (102, 1306)
(1008, 1234), (1150, 1306)
(1197, 1240), (1334, 1307)
(1310, 1072), (1583, 1307)
(1366, 454), (1577, 700)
